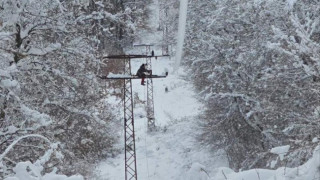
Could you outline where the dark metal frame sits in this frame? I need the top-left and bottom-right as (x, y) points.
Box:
(146, 56), (155, 130)
(102, 54), (167, 180)
(123, 58), (137, 180)
(133, 44), (156, 130)
(102, 54), (168, 60)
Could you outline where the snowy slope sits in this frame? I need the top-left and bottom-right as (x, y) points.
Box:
(95, 0), (320, 180)
(95, 0), (228, 179)
(211, 146), (320, 180)
(96, 57), (228, 179)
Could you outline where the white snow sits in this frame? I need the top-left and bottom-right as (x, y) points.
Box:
(270, 145), (290, 161)
(107, 73), (132, 78)
(314, 106), (320, 117)
(0, 70), (11, 78)
(95, 0), (320, 180)
(184, 163), (210, 180)
(7, 126), (18, 133)
(212, 145), (320, 180)
(312, 137), (318, 143)
(270, 159), (277, 168)
(51, 68), (79, 86)
(2, 135), (82, 180)
(79, 0), (90, 7)
(28, 43), (61, 56)
(20, 105), (52, 127)
(96, 50), (226, 179)
(5, 161), (83, 180)
(95, 0), (227, 179)
(174, 0), (189, 72)
(286, 0), (297, 10)
(0, 126), (19, 136)
(0, 79), (19, 88)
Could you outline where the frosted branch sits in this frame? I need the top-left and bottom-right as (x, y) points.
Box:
(0, 134), (51, 162)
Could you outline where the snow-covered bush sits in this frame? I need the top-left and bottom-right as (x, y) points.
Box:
(5, 162), (84, 180)
(211, 145), (320, 180)
(184, 0), (320, 171)
(0, 134), (82, 180)
(0, 0), (145, 178)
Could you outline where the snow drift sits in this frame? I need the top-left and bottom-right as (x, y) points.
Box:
(186, 145), (320, 180)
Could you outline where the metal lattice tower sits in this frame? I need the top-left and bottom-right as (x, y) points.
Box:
(146, 57), (155, 129)
(123, 58), (137, 180)
(101, 54), (168, 180)
(133, 44), (156, 130)
(143, 45), (156, 130)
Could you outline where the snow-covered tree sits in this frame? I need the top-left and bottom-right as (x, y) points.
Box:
(184, 0), (320, 170)
(0, 0), (142, 178)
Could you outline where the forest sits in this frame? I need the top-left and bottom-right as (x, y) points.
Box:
(0, 0), (319, 179)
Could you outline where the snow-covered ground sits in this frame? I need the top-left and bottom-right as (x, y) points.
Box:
(95, 0), (320, 179)
(2, 0), (320, 179)
(96, 56), (228, 179)
(95, 0), (228, 179)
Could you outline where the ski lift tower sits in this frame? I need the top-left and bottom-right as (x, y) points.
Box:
(100, 54), (168, 180)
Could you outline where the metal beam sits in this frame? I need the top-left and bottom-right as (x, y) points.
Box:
(133, 44), (154, 47)
(98, 74), (168, 80)
(146, 57), (155, 130)
(123, 58), (138, 180)
(102, 54), (169, 59)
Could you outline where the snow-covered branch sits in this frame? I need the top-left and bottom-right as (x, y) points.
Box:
(0, 134), (51, 161)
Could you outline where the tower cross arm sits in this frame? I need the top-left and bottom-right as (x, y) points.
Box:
(101, 54), (170, 59)
(98, 73), (168, 80)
